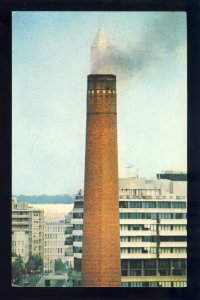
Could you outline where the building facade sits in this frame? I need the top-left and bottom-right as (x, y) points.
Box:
(12, 197), (44, 262)
(71, 173), (187, 287)
(44, 214), (74, 273)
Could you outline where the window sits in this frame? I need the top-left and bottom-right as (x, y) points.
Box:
(119, 201), (128, 208)
(159, 282), (171, 287)
(121, 248), (128, 254)
(159, 259), (170, 268)
(144, 270), (156, 276)
(144, 260), (156, 269)
(129, 201), (142, 208)
(173, 281), (187, 287)
(150, 247), (157, 254)
(149, 282), (158, 287)
(73, 213), (83, 218)
(159, 270), (170, 276)
(121, 237), (129, 242)
(130, 282), (142, 287)
(120, 225), (128, 231)
(121, 260), (128, 269)
(128, 225), (142, 230)
(130, 260), (142, 269)
(121, 282), (129, 287)
(143, 201), (156, 208)
(142, 236), (151, 242)
(171, 259), (186, 269)
(172, 202), (186, 208)
(74, 224), (83, 230)
(158, 202), (170, 208)
(129, 248), (142, 253)
(130, 270), (141, 276)
(121, 270), (128, 276)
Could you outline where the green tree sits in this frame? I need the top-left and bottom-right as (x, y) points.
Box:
(12, 255), (25, 284)
(25, 255), (43, 273)
(54, 259), (66, 272)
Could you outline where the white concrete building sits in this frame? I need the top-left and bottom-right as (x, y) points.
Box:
(12, 231), (29, 263)
(44, 212), (74, 272)
(71, 173), (187, 287)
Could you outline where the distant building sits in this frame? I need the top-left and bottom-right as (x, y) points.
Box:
(12, 197), (44, 262)
(44, 213), (74, 272)
(71, 173), (187, 287)
(12, 230), (29, 263)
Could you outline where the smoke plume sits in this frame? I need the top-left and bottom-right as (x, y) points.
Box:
(91, 14), (185, 79)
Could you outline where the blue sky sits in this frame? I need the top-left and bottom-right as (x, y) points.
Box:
(12, 11), (187, 195)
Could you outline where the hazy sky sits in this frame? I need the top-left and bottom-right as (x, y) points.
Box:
(12, 11), (187, 195)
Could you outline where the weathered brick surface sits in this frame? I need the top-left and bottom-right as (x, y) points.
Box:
(82, 75), (121, 287)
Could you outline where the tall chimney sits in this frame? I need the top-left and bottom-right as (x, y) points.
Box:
(82, 74), (121, 286)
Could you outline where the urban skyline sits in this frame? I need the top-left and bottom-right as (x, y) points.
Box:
(12, 11), (187, 195)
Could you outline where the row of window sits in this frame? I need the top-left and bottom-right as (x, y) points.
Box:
(120, 224), (186, 231)
(73, 213), (83, 219)
(73, 224), (187, 232)
(121, 259), (186, 269)
(74, 202), (84, 209)
(12, 218), (30, 222)
(120, 235), (187, 244)
(120, 246), (187, 254)
(73, 224), (83, 230)
(12, 211), (30, 215)
(45, 226), (65, 232)
(119, 201), (186, 208)
(121, 269), (186, 276)
(12, 241), (26, 246)
(73, 246), (82, 254)
(122, 246), (186, 255)
(73, 236), (82, 241)
(45, 233), (65, 239)
(119, 194), (185, 200)
(120, 213), (187, 219)
(88, 89), (116, 94)
(121, 281), (187, 287)
(44, 241), (65, 246)
(44, 248), (63, 254)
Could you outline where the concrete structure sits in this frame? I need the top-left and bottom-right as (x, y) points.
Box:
(44, 220), (67, 272)
(82, 74), (121, 286)
(44, 214), (74, 272)
(12, 198), (44, 261)
(36, 273), (70, 287)
(71, 173), (187, 287)
(12, 230), (29, 263)
(119, 175), (187, 288)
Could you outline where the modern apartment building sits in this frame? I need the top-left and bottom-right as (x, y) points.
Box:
(71, 173), (187, 287)
(12, 197), (44, 262)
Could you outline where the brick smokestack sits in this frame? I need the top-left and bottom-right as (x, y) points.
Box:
(82, 74), (121, 287)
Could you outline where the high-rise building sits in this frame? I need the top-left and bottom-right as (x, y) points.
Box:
(71, 173), (187, 287)
(82, 74), (121, 287)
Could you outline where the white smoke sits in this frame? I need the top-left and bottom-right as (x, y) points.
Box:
(91, 14), (185, 79)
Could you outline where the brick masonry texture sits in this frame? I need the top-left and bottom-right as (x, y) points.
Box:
(82, 75), (121, 287)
